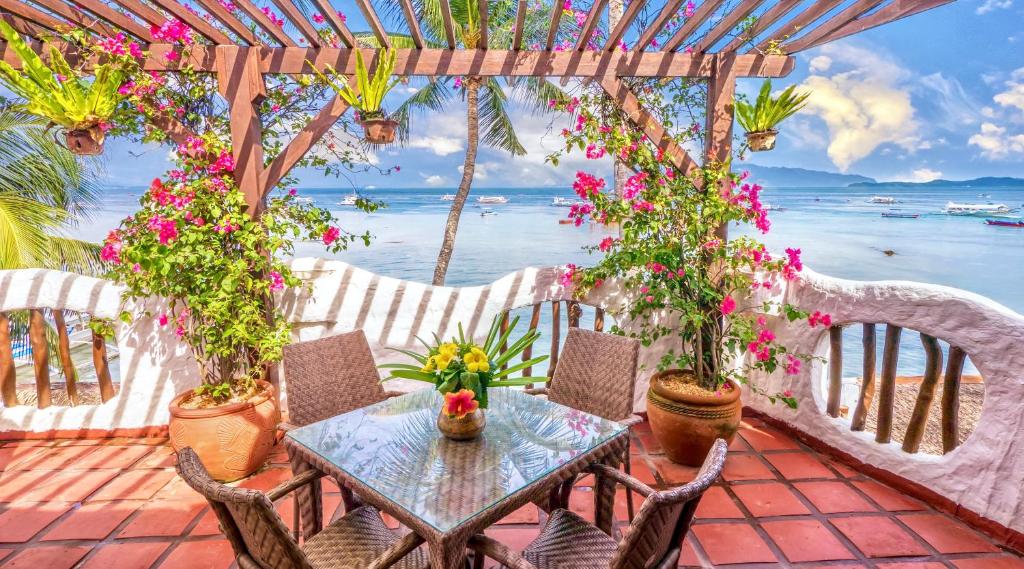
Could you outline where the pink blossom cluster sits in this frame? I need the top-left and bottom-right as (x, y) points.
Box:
(598, 236), (615, 252)
(269, 271), (285, 291)
(623, 172), (647, 200)
(585, 144), (605, 159)
(260, 6), (285, 27)
(572, 171), (604, 198)
(747, 317), (775, 361)
(207, 151), (235, 174)
(183, 211), (205, 226)
(560, 264), (578, 287)
(97, 33), (142, 59)
(148, 179), (193, 210)
(785, 354), (801, 375)
(632, 200), (655, 212)
(782, 247), (802, 280)
(568, 202), (594, 226)
(147, 215), (179, 245)
(151, 19), (194, 45)
(213, 221), (239, 234)
(322, 227), (341, 245)
(177, 135), (206, 158)
(720, 295), (736, 315)
(101, 230), (123, 264)
(807, 311), (832, 328)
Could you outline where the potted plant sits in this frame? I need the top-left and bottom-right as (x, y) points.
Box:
(550, 93), (826, 465)
(381, 316), (549, 440)
(0, 21), (130, 155)
(313, 49), (401, 144)
(101, 133), (368, 481)
(735, 80), (810, 152)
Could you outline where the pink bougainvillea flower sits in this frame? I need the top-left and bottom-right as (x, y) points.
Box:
(312, 13), (325, 23)
(623, 172), (647, 200)
(158, 313), (169, 326)
(720, 295), (736, 315)
(572, 171), (605, 198)
(560, 264), (578, 287)
(585, 144), (605, 159)
(632, 200), (655, 212)
(100, 242), (122, 264)
(322, 226), (341, 245)
(808, 311), (833, 328)
(443, 389), (479, 419)
(453, 76), (463, 89)
(598, 236), (614, 252)
(785, 355), (801, 375)
(269, 271), (285, 291)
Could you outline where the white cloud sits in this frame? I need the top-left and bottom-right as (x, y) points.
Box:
(798, 44), (920, 171)
(457, 162), (498, 181)
(918, 73), (982, 128)
(910, 168), (943, 182)
(808, 56), (832, 73)
(421, 174), (449, 186)
(968, 122), (1024, 158)
(993, 79), (1024, 113)
(407, 135), (465, 156)
(976, 0), (1012, 14)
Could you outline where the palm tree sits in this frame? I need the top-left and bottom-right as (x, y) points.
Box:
(0, 107), (101, 272)
(381, 0), (566, 285)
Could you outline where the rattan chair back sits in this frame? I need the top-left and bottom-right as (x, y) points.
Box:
(177, 447), (313, 569)
(611, 439), (727, 569)
(548, 328), (640, 422)
(282, 329), (386, 426)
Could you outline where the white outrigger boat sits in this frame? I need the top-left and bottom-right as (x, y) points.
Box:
(943, 201), (1014, 216)
(440, 194), (456, 201)
(339, 192), (358, 206)
(551, 197), (580, 207)
(477, 195), (508, 204)
(868, 196), (898, 204)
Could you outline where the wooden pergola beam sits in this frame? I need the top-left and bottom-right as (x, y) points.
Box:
(0, 12), (49, 36)
(21, 0), (118, 37)
(438, 0), (457, 48)
(233, 0), (296, 46)
(544, 0), (563, 50)
(751, 0), (843, 53)
(0, 0), (68, 33)
(806, 0), (953, 49)
(61, 0), (155, 42)
(662, 0), (725, 52)
(692, 0), (767, 54)
(704, 53), (737, 239)
(144, 0), (235, 45)
(784, 0), (887, 53)
(636, 0), (683, 50)
(604, 0), (645, 51)
(259, 94), (351, 196)
(478, 0), (488, 48)
(216, 45), (266, 215)
(398, 0), (424, 49)
(599, 75), (699, 175)
(108, 0), (164, 28)
(512, 0), (526, 49)
(353, 0), (391, 49)
(574, 0), (608, 51)
(273, 0), (323, 47)
(191, 0), (260, 45)
(721, 0), (801, 53)
(312, 0), (356, 48)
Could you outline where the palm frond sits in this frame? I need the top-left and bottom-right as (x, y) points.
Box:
(478, 78), (525, 155)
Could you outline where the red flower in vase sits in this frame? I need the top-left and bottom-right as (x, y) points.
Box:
(443, 389), (479, 419)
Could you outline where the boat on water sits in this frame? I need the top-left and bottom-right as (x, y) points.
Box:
(868, 196), (898, 204)
(944, 201), (1014, 216)
(478, 196), (508, 204)
(440, 194), (456, 201)
(985, 219), (1024, 227)
(551, 197), (579, 207)
(339, 193), (358, 206)
(480, 208), (497, 217)
(762, 204), (786, 212)
(882, 211), (919, 219)
(978, 193), (992, 198)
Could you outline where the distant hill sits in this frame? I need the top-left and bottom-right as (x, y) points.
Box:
(743, 165), (876, 188)
(849, 176), (1024, 189)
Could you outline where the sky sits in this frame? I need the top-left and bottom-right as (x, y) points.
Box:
(95, 0), (1024, 189)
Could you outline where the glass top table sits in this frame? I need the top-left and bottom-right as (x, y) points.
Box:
(284, 388), (629, 569)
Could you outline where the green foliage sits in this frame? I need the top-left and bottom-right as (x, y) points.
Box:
(0, 21), (124, 131)
(313, 49), (401, 119)
(381, 315), (549, 407)
(735, 80), (810, 134)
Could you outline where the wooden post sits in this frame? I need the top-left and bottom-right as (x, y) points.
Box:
(704, 53), (737, 240)
(28, 309), (50, 409)
(523, 304), (541, 386)
(850, 323), (875, 431)
(52, 310), (79, 406)
(0, 312), (16, 406)
(548, 301), (561, 379)
(941, 346), (966, 453)
(875, 324), (901, 444)
(826, 325), (842, 417)
(567, 301), (581, 328)
(594, 307), (605, 332)
(902, 334), (943, 453)
(92, 331), (115, 402)
(216, 45), (267, 217)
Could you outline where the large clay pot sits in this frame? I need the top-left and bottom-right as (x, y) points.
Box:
(63, 125), (106, 155)
(745, 129), (778, 152)
(168, 380), (280, 482)
(437, 408), (486, 441)
(646, 370), (742, 466)
(361, 118), (398, 145)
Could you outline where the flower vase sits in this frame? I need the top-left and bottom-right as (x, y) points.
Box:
(437, 408), (486, 441)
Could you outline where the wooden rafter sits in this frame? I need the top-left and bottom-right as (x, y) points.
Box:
(233, 0), (296, 46)
(599, 75), (699, 174)
(720, 0), (801, 53)
(1, 12), (49, 35)
(784, 0), (887, 52)
(574, 0), (608, 51)
(22, 0), (118, 37)
(692, 0), (766, 54)
(544, 0), (562, 50)
(144, 0), (235, 45)
(512, 0), (526, 49)
(751, 0), (843, 53)
(478, 0), (488, 48)
(0, 0), (68, 33)
(259, 93), (351, 196)
(604, 0), (645, 51)
(353, 0), (391, 48)
(438, 0), (457, 48)
(273, 0), (322, 47)
(397, 0), (424, 49)
(312, 0), (355, 48)
(636, 0), (683, 50)
(108, 0), (164, 28)
(662, 0), (726, 52)
(61, 0), (155, 42)
(806, 0), (952, 50)
(191, 0), (260, 45)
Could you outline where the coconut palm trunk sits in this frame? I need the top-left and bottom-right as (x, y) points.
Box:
(433, 77), (481, 285)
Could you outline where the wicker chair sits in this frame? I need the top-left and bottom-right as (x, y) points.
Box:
(177, 447), (430, 569)
(468, 439), (727, 569)
(527, 328), (642, 518)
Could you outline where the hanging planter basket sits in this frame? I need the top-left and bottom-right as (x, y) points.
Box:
(60, 125), (106, 156)
(361, 117), (398, 145)
(744, 129), (778, 152)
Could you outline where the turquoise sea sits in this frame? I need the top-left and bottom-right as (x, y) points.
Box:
(81, 185), (1024, 378)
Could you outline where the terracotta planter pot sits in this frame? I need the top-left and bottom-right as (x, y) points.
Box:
(437, 408), (486, 441)
(361, 118), (398, 144)
(63, 125), (106, 155)
(168, 380), (280, 482)
(745, 130), (778, 152)
(646, 370), (742, 466)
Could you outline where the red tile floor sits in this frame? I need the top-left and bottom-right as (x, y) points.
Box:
(1, 418), (1022, 568)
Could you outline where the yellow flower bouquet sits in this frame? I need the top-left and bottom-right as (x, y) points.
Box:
(381, 315), (549, 417)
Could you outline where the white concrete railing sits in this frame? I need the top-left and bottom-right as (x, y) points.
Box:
(1, 260), (1021, 535)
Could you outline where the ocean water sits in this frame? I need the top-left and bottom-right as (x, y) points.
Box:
(80, 185), (1024, 378)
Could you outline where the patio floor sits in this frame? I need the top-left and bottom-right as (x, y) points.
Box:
(0, 417), (1021, 569)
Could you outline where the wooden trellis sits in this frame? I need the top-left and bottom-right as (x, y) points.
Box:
(0, 0), (951, 214)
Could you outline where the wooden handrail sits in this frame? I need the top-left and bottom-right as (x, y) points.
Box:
(875, 324), (902, 444)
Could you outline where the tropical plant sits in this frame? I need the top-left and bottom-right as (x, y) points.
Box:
(549, 92), (829, 406)
(314, 49), (401, 119)
(735, 80), (810, 134)
(381, 315), (549, 413)
(0, 21), (126, 133)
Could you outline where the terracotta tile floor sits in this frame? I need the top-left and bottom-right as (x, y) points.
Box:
(1, 419), (1022, 568)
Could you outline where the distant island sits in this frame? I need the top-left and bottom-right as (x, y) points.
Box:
(743, 165), (876, 188)
(849, 176), (1024, 189)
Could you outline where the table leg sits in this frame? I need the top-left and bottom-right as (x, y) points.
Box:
(428, 535), (470, 569)
(287, 452), (324, 540)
